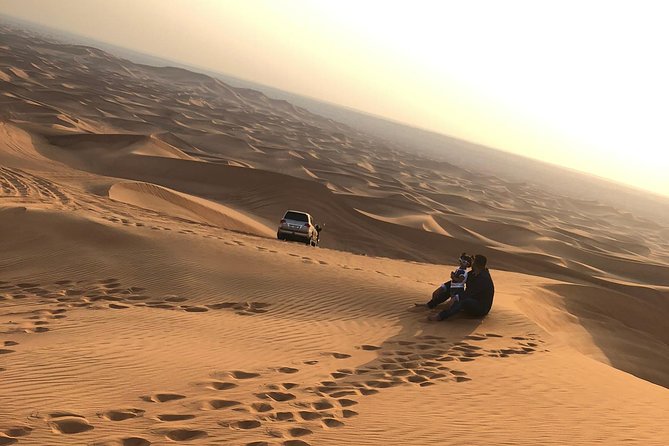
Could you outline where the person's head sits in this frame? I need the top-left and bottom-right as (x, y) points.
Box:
(459, 253), (472, 268)
(472, 254), (487, 272)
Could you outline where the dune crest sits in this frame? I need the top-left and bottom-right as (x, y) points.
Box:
(46, 133), (195, 161)
(109, 181), (274, 237)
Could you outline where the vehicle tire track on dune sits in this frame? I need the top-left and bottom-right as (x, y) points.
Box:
(0, 166), (73, 208)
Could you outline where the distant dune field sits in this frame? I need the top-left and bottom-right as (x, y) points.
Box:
(0, 23), (668, 446)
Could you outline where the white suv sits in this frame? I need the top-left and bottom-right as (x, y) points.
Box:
(277, 210), (320, 246)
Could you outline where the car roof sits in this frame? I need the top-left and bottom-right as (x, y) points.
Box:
(284, 210), (310, 216)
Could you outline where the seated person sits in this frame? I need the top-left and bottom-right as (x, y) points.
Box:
(428, 254), (494, 321)
(417, 253), (472, 309)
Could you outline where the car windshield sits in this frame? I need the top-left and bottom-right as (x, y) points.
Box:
(284, 211), (308, 222)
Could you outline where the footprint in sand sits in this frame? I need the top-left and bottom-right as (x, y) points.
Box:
(181, 306), (209, 313)
(116, 437), (151, 446)
(322, 418), (345, 428)
(256, 391), (296, 402)
(342, 409), (358, 418)
(337, 399), (358, 408)
(0, 426), (32, 445)
(0, 437), (18, 445)
(329, 390), (358, 398)
(297, 410), (322, 421)
(140, 393), (186, 403)
(229, 370), (261, 379)
(252, 402), (274, 413)
(208, 381), (238, 391)
(464, 334), (488, 341)
(200, 399), (241, 410)
(289, 427), (313, 437)
(45, 412), (94, 434)
(164, 429), (207, 441)
(359, 345), (381, 351)
(311, 400), (334, 411)
(98, 408), (145, 421)
(228, 420), (262, 430)
(270, 412), (295, 422)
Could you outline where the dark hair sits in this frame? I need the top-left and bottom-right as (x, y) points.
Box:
(473, 254), (487, 268)
(459, 252), (472, 264)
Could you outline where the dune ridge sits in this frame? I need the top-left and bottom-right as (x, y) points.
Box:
(109, 181), (274, 237)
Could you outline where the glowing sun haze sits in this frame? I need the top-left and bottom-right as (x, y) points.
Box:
(2, 0), (668, 196)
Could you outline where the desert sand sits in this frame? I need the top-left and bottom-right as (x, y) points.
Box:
(1, 23), (668, 446)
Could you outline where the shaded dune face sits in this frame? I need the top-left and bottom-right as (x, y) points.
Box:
(0, 23), (668, 446)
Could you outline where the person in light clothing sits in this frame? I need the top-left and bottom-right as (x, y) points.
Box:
(428, 254), (495, 321)
(416, 253), (472, 310)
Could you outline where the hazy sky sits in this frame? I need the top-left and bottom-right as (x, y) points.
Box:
(2, 1), (668, 196)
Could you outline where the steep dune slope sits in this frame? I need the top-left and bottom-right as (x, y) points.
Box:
(109, 181), (274, 237)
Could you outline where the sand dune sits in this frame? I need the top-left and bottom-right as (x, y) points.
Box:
(0, 22), (668, 446)
(109, 181), (274, 237)
(46, 133), (195, 161)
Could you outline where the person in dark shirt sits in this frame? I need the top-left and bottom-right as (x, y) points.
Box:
(428, 254), (494, 321)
